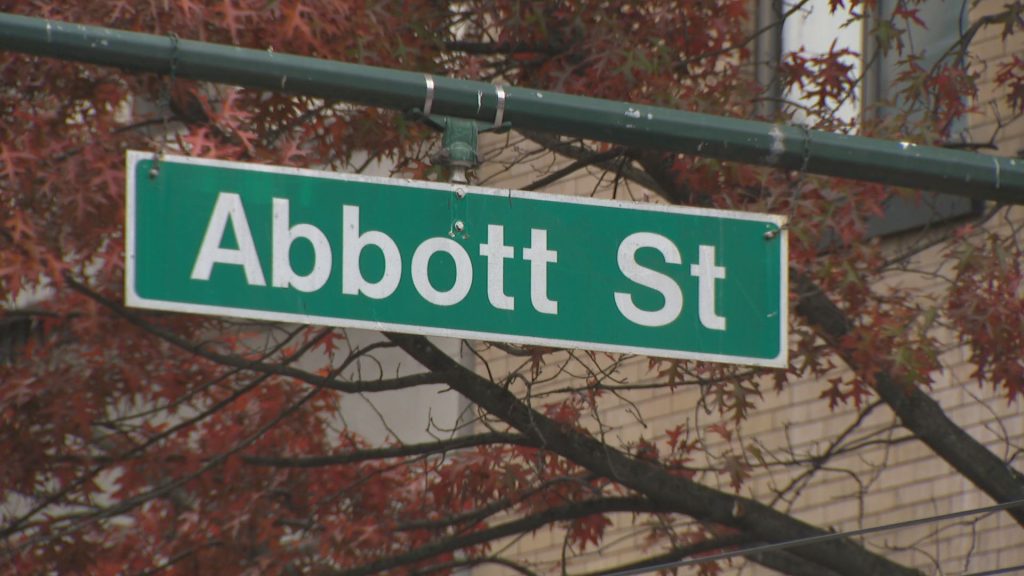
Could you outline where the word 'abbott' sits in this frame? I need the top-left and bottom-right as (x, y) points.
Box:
(190, 192), (729, 330)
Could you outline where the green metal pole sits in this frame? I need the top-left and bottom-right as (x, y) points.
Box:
(1, 12), (1022, 203)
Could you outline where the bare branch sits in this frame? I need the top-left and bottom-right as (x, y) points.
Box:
(411, 555), (541, 576)
(65, 276), (459, 394)
(386, 332), (921, 576)
(793, 271), (1024, 528)
(522, 147), (626, 191)
(243, 432), (534, 467)
(328, 497), (662, 576)
(579, 534), (750, 576)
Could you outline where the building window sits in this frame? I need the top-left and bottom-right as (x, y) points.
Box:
(763, 0), (981, 237)
(781, 0), (864, 127)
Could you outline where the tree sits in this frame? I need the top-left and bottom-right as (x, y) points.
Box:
(2, 1), (1023, 575)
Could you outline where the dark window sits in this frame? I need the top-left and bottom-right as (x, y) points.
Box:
(762, 0), (982, 238)
(863, 0), (982, 237)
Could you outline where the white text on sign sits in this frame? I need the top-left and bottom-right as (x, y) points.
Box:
(190, 192), (727, 330)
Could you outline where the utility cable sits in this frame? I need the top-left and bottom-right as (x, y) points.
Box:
(602, 497), (1024, 576)
(962, 564), (1024, 576)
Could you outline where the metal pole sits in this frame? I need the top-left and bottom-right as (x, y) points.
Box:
(2, 12), (1021, 203)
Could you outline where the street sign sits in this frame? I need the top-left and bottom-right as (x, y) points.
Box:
(126, 151), (788, 367)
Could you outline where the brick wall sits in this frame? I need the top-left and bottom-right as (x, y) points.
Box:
(465, 2), (1024, 572)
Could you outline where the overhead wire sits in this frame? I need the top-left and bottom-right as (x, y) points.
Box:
(961, 564), (1024, 576)
(601, 497), (1024, 576)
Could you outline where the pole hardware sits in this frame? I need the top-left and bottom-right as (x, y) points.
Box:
(149, 32), (180, 180)
(436, 117), (478, 184)
(403, 112), (482, 184)
(1, 12), (1022, 203)
(410, 72), (513, 184)
(408, 100), (509, 185)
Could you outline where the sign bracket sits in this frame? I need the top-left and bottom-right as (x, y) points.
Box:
(125, 151), (788, 368)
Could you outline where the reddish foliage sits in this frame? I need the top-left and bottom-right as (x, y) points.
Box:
(0, 0), (1020, 574)
(996, 55), (1024, 115)
(948, 237), (1024, 401)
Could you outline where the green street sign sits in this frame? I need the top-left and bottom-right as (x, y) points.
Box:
(126, 151), (788, 367)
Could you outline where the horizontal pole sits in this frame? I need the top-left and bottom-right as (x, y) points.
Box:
(2, 12), (1022, 203)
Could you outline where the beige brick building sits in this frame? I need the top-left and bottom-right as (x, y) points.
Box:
(465, 1), (1024, 573)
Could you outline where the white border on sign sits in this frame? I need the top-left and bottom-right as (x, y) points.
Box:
(125, 151), (789, 368)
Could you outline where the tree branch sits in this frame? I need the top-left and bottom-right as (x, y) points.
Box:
(580, 534), (751, 576)
(444, 40), (566, 56)
(624, 152), (1024, 529)
(522, 147), (626, 191)
(385, 333), (921, 576)
(242, 432), (533, 468)
(793, 272), (1024, 527)
(330, 496), (661, 576)
(520, 131), (664, 193)
(411, 555), (540, 576)
(66, 276), (460, 395)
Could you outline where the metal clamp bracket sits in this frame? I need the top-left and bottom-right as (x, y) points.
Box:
(493, 84), (506, 129)
(423, 74), (435, 117)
